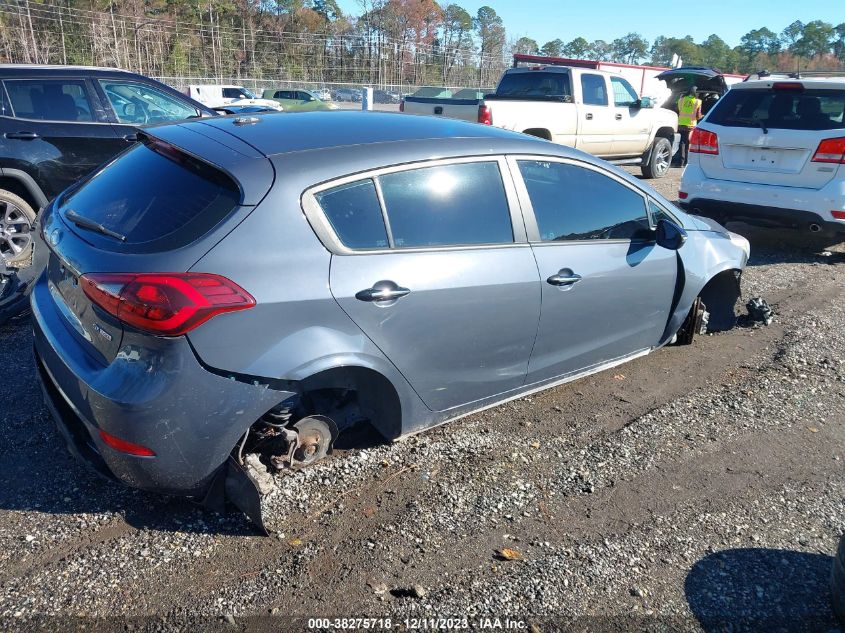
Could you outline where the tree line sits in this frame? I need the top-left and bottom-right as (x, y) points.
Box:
(0, 0), (843, 91)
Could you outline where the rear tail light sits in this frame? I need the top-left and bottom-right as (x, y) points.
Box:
(689, 128), (719, 155)
(832, 210), (845, 220)
(678, 191), (689, 199)
(811, 137), (845, 164)
(478, 104), (493, 125)
(81, 272), (255, 336)
(99, 429), (156, 457)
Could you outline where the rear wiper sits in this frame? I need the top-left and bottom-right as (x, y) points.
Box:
(64, 209), (126, 242)
(725, 116), (768, 134)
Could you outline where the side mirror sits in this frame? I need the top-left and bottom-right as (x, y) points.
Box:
(638, 96), (656, 109)
(655, 218), (687, 250)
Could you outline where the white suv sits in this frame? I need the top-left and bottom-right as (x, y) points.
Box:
(679, 76), (845, 236)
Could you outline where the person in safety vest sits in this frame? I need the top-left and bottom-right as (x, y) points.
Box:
(677, 85), (703, 167)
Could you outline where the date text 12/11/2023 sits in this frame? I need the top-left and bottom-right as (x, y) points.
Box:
(307, 618), (530, 630)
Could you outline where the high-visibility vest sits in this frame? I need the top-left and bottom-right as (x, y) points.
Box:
(678, 96), (701, 127)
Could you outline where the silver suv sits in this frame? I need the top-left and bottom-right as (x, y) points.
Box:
(32, 112), (749, 529)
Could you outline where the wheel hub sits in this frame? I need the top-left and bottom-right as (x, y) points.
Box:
(290, 415), (338, 468)
(0, 202), (33, 262)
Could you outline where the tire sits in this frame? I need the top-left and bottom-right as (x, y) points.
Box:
(641, 136), (672, 179)
(0, 190), (37, 268)
(832, 534), (845, 624)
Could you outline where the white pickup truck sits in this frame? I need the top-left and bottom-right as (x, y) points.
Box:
(401, 65), (679, 178)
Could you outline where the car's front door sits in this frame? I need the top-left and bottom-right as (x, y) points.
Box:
(312, 158), (542, 412)
(576, 73), (614, 156)
(1, 77), (120, 200)
(510, 156), (677, 384)
(610, 76), (651, 156)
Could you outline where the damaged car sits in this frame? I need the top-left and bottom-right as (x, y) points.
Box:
(32, 112), (749, 531)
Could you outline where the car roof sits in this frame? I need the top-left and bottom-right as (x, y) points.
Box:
(734, 78), (845, 90)
(187, 110), (550, 157)
(0, 64), (138, 76)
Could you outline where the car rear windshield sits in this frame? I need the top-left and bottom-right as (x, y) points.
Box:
(59, 139), (240, 252)
(708, 88), (845, 130)
(495, 72), (571, 101)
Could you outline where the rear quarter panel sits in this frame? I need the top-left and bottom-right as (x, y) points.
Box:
(486, 98), (578, 146)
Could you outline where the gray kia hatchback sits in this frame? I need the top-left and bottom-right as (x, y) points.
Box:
(32, 111), (749, 529)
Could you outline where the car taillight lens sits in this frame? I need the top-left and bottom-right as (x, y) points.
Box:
(832, 210), (845, 220)
(772, 82), (804, 91)
(99, 429), (156, 457)
(478, 104), (493, 125)
(689, 128), (719, 155)
(81, 272), (255, 336)
(811, 137), (845, 164)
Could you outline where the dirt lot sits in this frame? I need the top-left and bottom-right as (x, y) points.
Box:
(0, 167), (843, 631)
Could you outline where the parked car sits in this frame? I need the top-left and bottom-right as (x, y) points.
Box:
(184, 84), (282, 111)
(401, 63), (678, 178)
(0, 64), (215, 274)
(33, 111), (748, 530)
(372, 89), (401, 104)
(333, 87), (362, 102)
(261, 88), (337, 111)
(679, 75), (845, 237)
(309, 87), (332, 102)
(833, 533), (845, 623)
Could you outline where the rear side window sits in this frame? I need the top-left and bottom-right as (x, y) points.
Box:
(518, 161), (650, 241)
(496, 72), (572, 101)
(4, 79), (94, 122)
(60, 140), (239, 251)
(708, 88), (845, 130)
(378, 162), (513, 248)
(581, 74), (608, 106)
(315, 180), (388, 249)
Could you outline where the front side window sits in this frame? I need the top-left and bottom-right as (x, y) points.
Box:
(4, 79), (94, 122)
(581, 74), (608, 106)
(518, 160), (650, 241)
(378, 162), (513, 248)
(708, 88), (845, 131)
(100, 80), (198, 125)
(223, 87), (250, 99)
(611, 77), (639, 107)
(315, 180), (388, 250)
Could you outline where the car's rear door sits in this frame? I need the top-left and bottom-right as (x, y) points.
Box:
(699, 83), (845, 189)
(1, 76), (122, 199)
(509, 156), (677, 384)
(312, 157), (542, 413)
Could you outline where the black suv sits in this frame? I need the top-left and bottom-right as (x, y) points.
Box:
(0, 64), (215, 271)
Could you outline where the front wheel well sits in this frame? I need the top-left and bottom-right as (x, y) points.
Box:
(655, 126), (676, 142)
(699, 268), (743, 332)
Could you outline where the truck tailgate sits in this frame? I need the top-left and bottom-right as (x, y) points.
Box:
(402, 97), (481, 123)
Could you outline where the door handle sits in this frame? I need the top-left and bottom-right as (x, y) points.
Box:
(547, 271), (582, 286)
(585, 113), (593, 120)
(5, 131), (39, 140)
(355, 281), (411, 302)
(615, 114), (623, 120)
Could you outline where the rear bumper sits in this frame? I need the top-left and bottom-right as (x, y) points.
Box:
(680, 164), (845, 231)
(31, 272), (295, 496)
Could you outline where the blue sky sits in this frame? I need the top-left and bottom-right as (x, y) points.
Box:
(336, 0), (842, 48)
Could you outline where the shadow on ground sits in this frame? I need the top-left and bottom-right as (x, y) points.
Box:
(685, 547), (839, 632)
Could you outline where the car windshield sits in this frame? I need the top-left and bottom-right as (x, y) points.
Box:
(708, 88), (845, 130)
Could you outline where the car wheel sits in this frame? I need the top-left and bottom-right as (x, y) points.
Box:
(641, 137), (672, 179)
(832, 534), (845, 624)
(0, 190), (37, 268)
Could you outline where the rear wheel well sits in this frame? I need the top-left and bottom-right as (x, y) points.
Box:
(522, 128), (552, 141)
(298, 366), (402, 441)
(0, 177), (38, 212)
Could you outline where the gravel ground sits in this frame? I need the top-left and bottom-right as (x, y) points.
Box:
(0, 166), (843, 632)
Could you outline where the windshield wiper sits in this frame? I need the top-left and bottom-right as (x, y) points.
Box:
(64, 209), (126, 242)
(724, 116), (768, 134)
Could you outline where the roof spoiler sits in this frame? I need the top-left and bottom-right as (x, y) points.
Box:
(746, 69), (845, 81)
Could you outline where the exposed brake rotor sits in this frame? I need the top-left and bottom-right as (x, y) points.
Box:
(290, 415), (338, 468)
